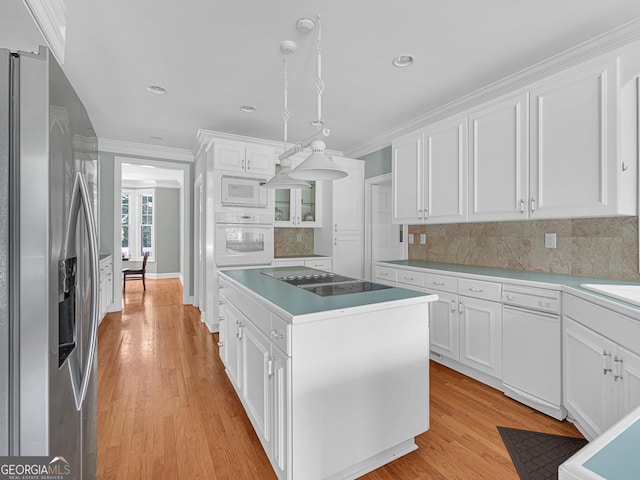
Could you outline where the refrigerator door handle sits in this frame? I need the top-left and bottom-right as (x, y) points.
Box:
(64, 172), (99, 411)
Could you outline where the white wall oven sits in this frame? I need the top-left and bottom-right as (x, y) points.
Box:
(215, 211), (274, 266)
(217, 173), (269, 208)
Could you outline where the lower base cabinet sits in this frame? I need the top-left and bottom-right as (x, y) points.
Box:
(564, 295), (640, 440)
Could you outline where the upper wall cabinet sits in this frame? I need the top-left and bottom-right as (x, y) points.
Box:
(392, 54), (636, 224)
(274, 153), (323, 228)
(468, 92), (529, 222)
(392, 116), (467, 224)
(213, 141), (275, 176)
(529, 58), (627, 219)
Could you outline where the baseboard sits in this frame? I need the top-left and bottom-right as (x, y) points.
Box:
(145, 272), (181, 279)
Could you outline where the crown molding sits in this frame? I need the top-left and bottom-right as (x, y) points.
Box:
(23, 0), (66, 64)
(193, 128), (343, 158)
(345, 16), (640, 159)
(100, 138), (194, 162)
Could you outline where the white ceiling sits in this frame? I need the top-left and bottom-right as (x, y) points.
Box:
(8, 1), (640, 155)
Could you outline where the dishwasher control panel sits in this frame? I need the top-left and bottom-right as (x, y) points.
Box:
(502, 283), (561, 314)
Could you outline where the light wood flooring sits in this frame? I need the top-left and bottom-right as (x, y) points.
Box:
(97, 278), (582, 479)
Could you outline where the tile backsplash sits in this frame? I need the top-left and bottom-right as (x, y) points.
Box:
(408, 217), (640, 281)
(274, 228), (314, 257)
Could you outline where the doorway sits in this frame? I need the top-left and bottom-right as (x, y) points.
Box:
(113, 156), (191, 311)
(364, 173), (407, 280)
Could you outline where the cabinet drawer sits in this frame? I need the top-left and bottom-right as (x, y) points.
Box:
(222, 282), (271, 336)
(304, 258), (332, 271)
(374, 265), (398, 284)
(458, 278), (502, 302)
(425, 273), (458, 294)
(397, 269), (426, 288)
(270, 314), (290, 355)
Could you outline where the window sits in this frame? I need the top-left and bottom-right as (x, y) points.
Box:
(121, 190), (154, 261)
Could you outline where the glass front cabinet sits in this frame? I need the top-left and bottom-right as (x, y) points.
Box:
(274, 153), (323, 228)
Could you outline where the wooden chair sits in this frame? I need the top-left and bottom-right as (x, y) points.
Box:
(123, 252), (149, 292)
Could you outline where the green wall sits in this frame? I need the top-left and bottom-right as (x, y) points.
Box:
(99, 151), (194, 295)
(359, 146), (392, 178)
(155, 188), (181, 274)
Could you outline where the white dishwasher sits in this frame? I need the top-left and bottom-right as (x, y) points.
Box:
(502, 283), (566, 420)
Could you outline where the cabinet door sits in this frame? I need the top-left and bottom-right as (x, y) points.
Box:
(214, 142), (246, 172)
(297, 181), (322, 227)
(332, 236), (363, 279)
(459, 296), (502, 378)
(246, 145), (274, 175)
(270, 347), (289, 479)
(563, 317), (615, 439)
(424, 116), (468, 223)
(392, 132), (423, 223)
(242, 321), (271, 448)
(224, 303), (243, 393)
(616, 345), (640, 423)
(469, 93), (529, 221)
(331, 157), (364, 235)
(429, 290), (459, 361)
(529, 59), (618, 218)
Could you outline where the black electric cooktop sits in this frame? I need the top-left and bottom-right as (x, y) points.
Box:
(262, 268), (392, 296)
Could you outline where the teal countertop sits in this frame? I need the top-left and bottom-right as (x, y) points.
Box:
(220, 266), (436, 317)
(274, 254), (329, 259)
(379, 260), (640, 310)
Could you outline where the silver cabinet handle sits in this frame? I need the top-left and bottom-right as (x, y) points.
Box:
(530, 197), (536, 212)
(218, 316), (224, 321)
(603, 350), (612, 375)
(458, 302), (464, 315)
(242, 159), (246, 170)
(468, 287), (483, 293)
(520, 199), (525, 213)
(403, 276), (414, 281)
(379, 272), (389, 277)
(334, 224), (338, 232)
(614, 356), (623, 381)
(247, 159), (251, 170)
(267, 357), (274, 378)
(218, 341), (224, 348)
(418, 209), (423, 220)
(218, 300), (224, 305)
(270, 330), (284, 341)
(237, 324), (243, 341)
(433, 281), (445, 286)
(450, 299), (456, 313)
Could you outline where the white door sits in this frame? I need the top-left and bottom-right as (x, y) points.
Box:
(214, 142), (246, 172)
(468, 92), (529, 221)
(224, 303), (243, 393)
(371, 184), (404, 264)
(424, 116), (468, 223)
(459, 296), (502, 378)
(392, 132), (423, 223)
(563, 317), (615, 439)
(245, 145), (274, 175)
(429, 290), (459, 361)
(616, 345), (640, 423)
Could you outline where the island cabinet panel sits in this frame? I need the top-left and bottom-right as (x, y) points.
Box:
(429, 290), (459, 361)
(290, 304), (429, 480)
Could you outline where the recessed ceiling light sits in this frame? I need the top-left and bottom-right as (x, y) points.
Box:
(150, 136), (164, 140)
(146, 85), (167, 94)
(240, 105), (256, 113)
(392, 54), (415, 68)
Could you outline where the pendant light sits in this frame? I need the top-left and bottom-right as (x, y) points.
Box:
(264, 44), (311, 189)
(289, 14), (347, 181)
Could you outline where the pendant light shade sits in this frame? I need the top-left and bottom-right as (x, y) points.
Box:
(263, 157), (311, 189)
(288, 140), (348, 181)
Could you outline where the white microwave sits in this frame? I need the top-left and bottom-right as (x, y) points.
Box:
(220, 174), (269, 208)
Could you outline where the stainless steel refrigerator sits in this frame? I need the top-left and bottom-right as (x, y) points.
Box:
(0, 46), (99, 479)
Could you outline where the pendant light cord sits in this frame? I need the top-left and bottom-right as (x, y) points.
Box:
(282, 57), (290, 151)
(314, 14), (324, 129)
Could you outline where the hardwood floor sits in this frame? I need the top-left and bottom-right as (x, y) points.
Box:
(97, 279), (582, 479)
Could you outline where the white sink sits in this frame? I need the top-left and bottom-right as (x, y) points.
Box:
(580, 284), (640, 307)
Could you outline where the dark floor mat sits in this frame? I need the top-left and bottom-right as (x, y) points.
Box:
(498, 426), (588, 480)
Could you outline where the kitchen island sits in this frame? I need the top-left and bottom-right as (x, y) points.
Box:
(217, 266), (437, 480)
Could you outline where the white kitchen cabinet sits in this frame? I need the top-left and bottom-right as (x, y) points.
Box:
(468, 92), (529, 221)
(99, 255), (113, 321)
(429, 290), (460, 361)
(274, 154), (322, 228)
(222, 300), (243, 394)
(529, 58), (627, 219)
(458, 295), (502, 378)
(563, 294), (640, 440)
(213, 141), (275, 175)
(269, 343), (289, 479)
(314, 157), (365, 278)
(242, 320), (272, 451)
(392, 116), (467, 224)
(331, 156), (364, 235)
(272, 257), (333, 271)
